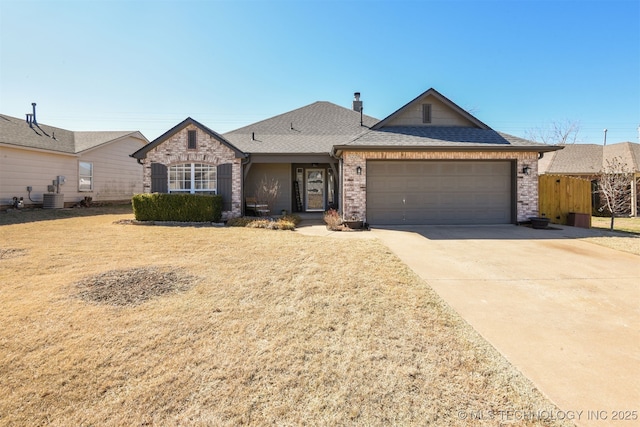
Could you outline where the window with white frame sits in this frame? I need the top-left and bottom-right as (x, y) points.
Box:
(79, 161), (93, 191)
(168, 163), (217, 194)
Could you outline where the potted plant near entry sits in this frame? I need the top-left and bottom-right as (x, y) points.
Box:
(529, 216), (550, 229)
(343, 216), (364, 230)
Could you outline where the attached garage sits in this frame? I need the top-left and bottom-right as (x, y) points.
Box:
(366, 160), (514, 225)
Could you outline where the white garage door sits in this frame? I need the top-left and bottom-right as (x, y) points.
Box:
(366, 161), (513, 225)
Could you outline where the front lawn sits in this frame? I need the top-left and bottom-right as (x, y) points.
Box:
(0, 207), (570, 426)
(591, 216), (640, 234)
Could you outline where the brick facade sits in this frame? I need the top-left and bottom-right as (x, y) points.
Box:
(141, 124), (243, 218)
(342, 150), (539, 223)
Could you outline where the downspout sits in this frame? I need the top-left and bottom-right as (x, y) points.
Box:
(330, 148), (343, 216)
(631, 172), (638, 217)
(241, 154), (251, 216)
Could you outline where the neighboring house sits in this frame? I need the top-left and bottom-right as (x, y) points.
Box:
(132, 88), (561, 225)
(0, 106), (148, 208)
(538, 141), (640, 216)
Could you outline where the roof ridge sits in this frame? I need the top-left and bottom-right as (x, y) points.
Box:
(224, 101), (377, 135)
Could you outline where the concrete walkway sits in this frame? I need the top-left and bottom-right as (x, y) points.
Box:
(297, 223), (640, 427)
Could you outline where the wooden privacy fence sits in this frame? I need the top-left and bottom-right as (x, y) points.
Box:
(538, 175), (592, 225)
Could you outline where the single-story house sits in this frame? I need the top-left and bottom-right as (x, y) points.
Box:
(0, 104), (148, 208)
(131, 88), (562, 225)
(538, 141), (640, 216)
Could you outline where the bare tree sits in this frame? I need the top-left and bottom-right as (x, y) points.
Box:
(526, 119), (581, 145)
(597, 157), (633, 230)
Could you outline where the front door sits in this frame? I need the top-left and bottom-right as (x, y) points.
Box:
(305, 169), (325, 211)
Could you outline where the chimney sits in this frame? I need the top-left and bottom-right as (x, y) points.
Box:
(31, 103), (38, 126)
(352, 92), (363, 112)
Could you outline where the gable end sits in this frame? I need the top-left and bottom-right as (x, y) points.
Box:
(131, 117), (246, 160)
(372, 88), (490, 130)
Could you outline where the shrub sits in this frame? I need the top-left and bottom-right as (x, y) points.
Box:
(226, 217), (254, 227)
(323, 209), (343, 230)
(226, 216), (297, 230)
(273, 220), (296, 230)
(280, 214), (302, 226)
(132, 193), (223, 222)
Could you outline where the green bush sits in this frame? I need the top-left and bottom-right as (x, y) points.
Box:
(132, 193), (223, 222)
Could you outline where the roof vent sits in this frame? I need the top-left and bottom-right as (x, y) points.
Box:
(31, 103), (38, 126)
(353, 92), (364, 126)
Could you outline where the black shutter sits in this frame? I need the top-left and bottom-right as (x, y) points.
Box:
(217, 163), (233, 211)
(150, 163), (168, 193)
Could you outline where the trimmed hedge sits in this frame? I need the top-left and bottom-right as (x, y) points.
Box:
(132, 193), (223, 222)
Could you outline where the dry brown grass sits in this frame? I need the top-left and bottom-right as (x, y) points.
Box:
(0, 207), (571, 426)
(591, 216), (640, 234)
(585, 217), (640, 255)
(582, 236), (640, 256)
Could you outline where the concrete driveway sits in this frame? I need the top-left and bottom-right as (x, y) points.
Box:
(371, 225), (639, 427)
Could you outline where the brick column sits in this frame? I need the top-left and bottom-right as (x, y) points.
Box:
(342, 152), (367, 220)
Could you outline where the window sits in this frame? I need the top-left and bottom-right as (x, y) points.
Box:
(168, 163), (216, 194)
(422, 103), (432, 123)
(188, 130), (197, 149)
(79, 161), (93, 191)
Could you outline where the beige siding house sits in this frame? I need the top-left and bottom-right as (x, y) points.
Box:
(0, 111), (148, 208)
(132, 88), (562, 225)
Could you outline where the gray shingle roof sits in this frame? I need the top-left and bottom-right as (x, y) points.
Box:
(223, 101), (378, 154)
(338, 126), (554, 150)
(538, 142), (640, 174)
(0, 114), (144, 154)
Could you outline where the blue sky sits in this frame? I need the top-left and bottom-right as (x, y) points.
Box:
(1, 0), (638, 144)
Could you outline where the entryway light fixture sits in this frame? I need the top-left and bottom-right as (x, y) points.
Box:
(356, 166), (362, 175)
(522, 165), (531, 175)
